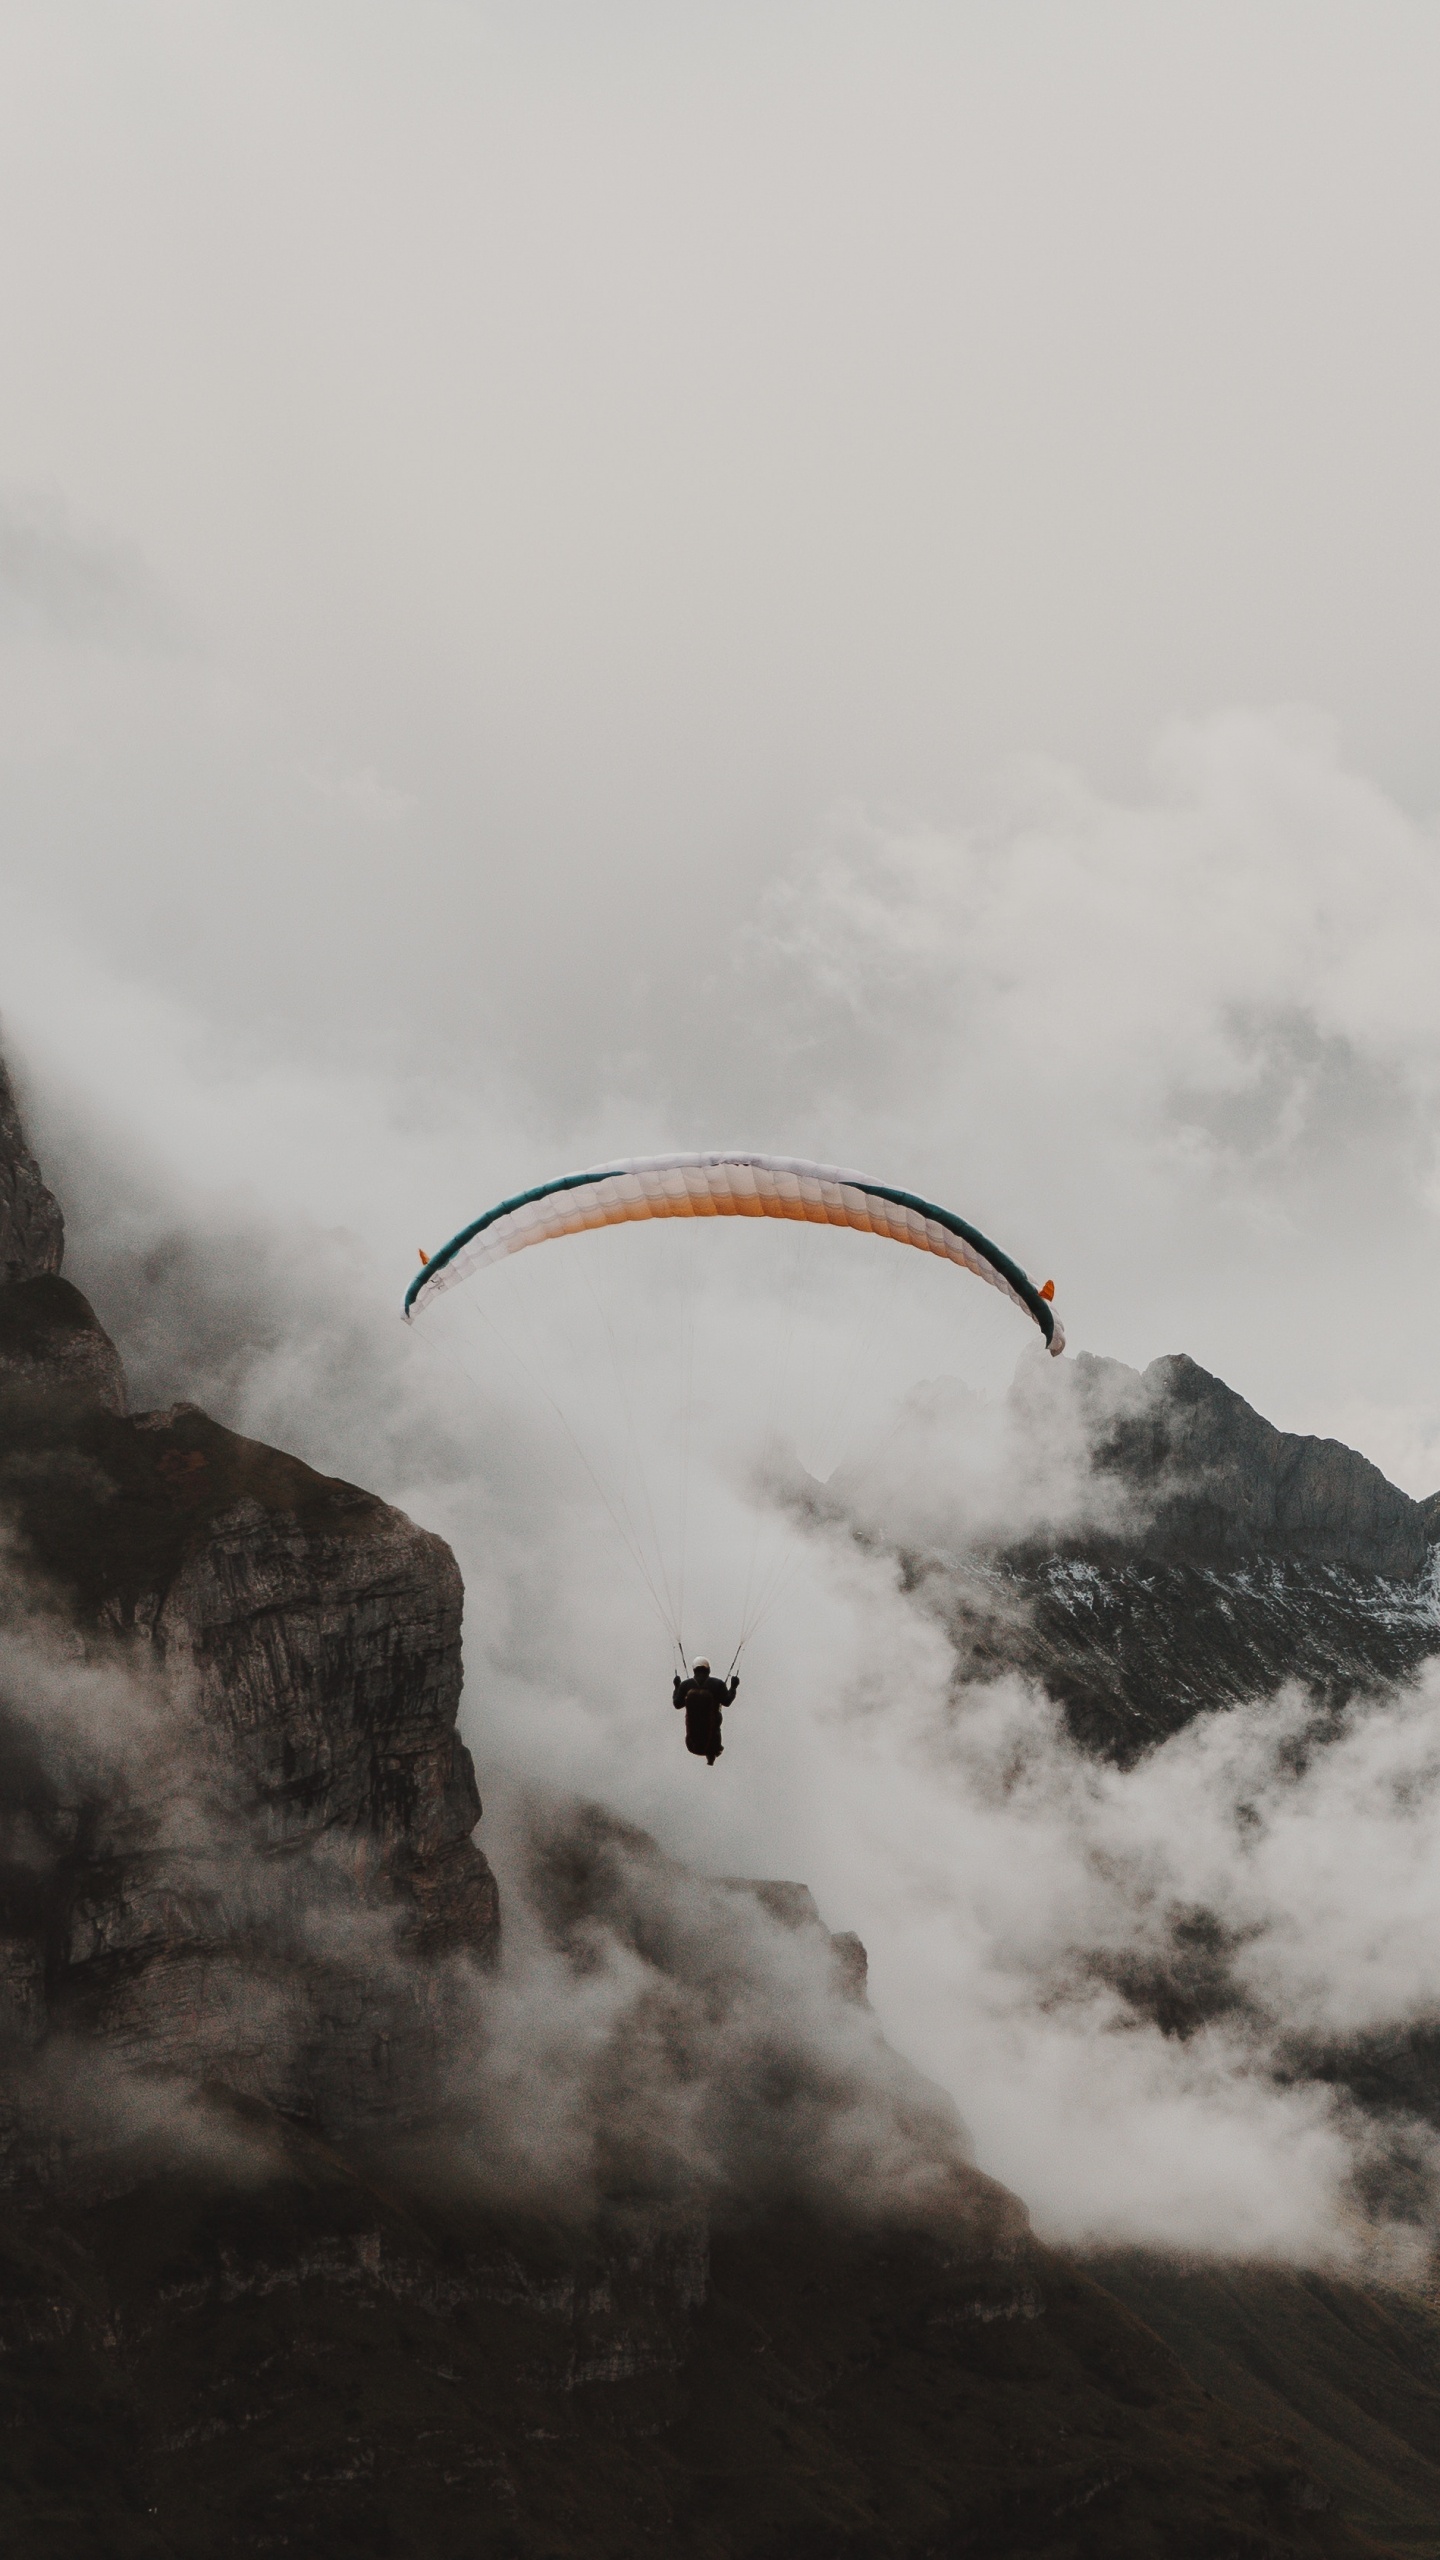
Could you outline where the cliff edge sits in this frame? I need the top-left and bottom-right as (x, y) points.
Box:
(0, 1051), (498, 2157)
(0, 1054), (62, 1285)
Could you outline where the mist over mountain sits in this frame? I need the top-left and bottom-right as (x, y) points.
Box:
(6, 6), (1440, 2547)
(824, 1345), (1440, 1761)
(9, 1053), (1440, 2552)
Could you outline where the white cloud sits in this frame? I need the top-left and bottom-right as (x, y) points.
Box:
(4, 2), (1440, 2266)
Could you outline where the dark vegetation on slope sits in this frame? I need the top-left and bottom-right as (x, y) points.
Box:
(1091, 2253), (1440, 2559)
(0, 2101), (1364, 2560)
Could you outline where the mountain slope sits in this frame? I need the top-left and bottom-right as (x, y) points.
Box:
(854, 1350), (1440, 1761)
(0, 2109), (1363, 2560)
(1091, 2254), (1440, 2558)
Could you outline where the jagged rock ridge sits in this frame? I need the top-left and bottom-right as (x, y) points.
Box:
(1082, 1351), (1428, 1580)
(919, 1351), (1440, 1762)
(0, 1052), (498, 2153)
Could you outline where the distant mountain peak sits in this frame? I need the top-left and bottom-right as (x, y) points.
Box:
(1074, 1348), (1429, 1582)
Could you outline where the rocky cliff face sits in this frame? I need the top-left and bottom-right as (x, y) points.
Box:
(0, 1055), (63, 1285)
(898, 1351), (1440, 1762)
(0, 1272), (127, 1412)
(0, 1059), (498, 2162)
(1078, 1351), (1429, 1579)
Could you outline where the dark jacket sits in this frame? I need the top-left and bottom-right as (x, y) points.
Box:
(673, 1670), (739, 1712)
(673, 1669), (738, 1756)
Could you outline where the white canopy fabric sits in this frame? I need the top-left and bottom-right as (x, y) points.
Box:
(406, 1150), (1063, 1354)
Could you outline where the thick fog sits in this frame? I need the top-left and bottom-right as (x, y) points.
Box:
(5, 2), (1440, 2263)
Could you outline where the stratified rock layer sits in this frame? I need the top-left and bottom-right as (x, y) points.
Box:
(0, 1291), (497, 2148)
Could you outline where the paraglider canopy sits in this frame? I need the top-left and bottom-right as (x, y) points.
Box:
(404, 1148), (1065, 1680)
(405, 1150), (1064, 1354)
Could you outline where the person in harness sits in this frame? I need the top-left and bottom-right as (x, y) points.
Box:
(672, 1659), (739, 1766)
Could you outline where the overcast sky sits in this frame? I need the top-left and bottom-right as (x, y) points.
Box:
(5, 2), (1440, 2255)
(4, 2), (1440, 1450)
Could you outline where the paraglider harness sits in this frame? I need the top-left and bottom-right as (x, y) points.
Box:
(673, 1657), (738, 1765)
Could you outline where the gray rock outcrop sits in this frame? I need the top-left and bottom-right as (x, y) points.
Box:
(0, 1377), (499, 2155)
(1081, 1350), (1429, 1581)
(848, 1350), (1440, 1764)
(0, 1053), (62, 1284)
(0, 1042), (497, 2165)
(0, 1273), (127, 1412)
